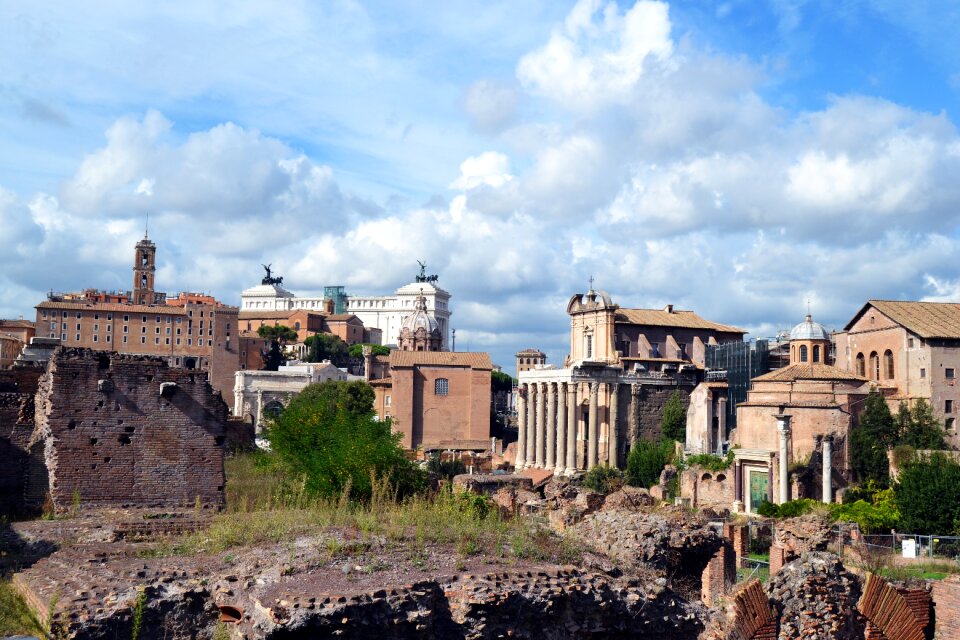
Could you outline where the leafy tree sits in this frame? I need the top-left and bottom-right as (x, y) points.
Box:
(625, 438), (674, 488)
(851, 390), (895, 486)
(661, 390), (687, 442)
(427, 454), (467, 481)
(894, 452), (960, 534)
(265, 380), (426, 501)
(303, 333), (350, 367)
(347, 343), (391, 358)
(257, 324), (298, 371)
(897, 399), (947, 449)
(491, 370), (515, 393)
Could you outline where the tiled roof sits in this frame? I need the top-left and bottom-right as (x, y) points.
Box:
(752, 363), (868, 383)
(846, 300), (960, 339)
(389, 351), (492, 370)
(238, 310), (302, 319)
(614, 308), (746, 334)
(37, 301), (188, 314)
(326, 314), (361, 322)
(516, 348), (545, 355)
(0, 319), (35, 328)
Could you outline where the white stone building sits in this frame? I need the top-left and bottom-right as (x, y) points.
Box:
(240, 276), (452, 349)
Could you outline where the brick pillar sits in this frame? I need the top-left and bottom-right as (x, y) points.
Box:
(701, 541), (736, 606)
(769, 544), (787, 575)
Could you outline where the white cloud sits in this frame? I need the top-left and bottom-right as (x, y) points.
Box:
(449, 152), (514, 190)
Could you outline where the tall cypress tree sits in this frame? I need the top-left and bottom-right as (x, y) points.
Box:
(851, 390), (896, 486)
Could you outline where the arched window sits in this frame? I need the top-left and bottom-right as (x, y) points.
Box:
(947, 418), (955, 431)
(799, 345), (808, 362)
(435, 378), (449, 396)
(813, 345), (821, 363)
(884, 350), (894, 379)
(294, 321), (301, 331)
(856, 353), (865, 377)
(869, 352), (879, 380)
(791, 345), (796, 361)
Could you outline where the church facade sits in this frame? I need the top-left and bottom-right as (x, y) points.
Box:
(515, 289), (744, 473)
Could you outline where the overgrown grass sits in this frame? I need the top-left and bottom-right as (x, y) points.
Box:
(148, 453), (579, 565)
(876, 560), (960, 582)
(0, 579), (44, 637)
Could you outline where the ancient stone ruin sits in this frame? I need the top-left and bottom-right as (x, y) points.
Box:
(1, 347), (229, 514)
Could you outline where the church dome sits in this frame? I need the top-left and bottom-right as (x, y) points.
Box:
(789, 314), (830, 341)
(402, 293), (439, 334)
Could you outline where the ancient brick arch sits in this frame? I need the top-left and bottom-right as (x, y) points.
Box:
(857, 573), (926, 640)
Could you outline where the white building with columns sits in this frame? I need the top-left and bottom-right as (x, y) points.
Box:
(240, 267), (451, 349)
(515, 289), (704, 474)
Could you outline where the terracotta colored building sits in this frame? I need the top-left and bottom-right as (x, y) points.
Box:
(516, 348), (546, 378)
(834, 300), (960, 446)
(683, 315), (868, 513)
(370, 351), (492, 451)
(34, 234), (241, 406)
(238, 309), (366, 345)
(0, 319), (35, 368)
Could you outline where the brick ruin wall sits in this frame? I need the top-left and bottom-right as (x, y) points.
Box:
(34, 348), (227, 512)
(0, 368), (42, 515)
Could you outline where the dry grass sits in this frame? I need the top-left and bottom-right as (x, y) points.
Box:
(148, 453), (579, 565)
(0, 579), (44, 637)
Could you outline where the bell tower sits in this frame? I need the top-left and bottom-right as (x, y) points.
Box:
(133, 233), (157, 304)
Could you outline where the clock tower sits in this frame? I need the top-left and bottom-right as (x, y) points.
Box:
(133, 233), (157, 304)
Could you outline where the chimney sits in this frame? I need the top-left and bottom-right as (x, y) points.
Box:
(664, 304), (674, 313)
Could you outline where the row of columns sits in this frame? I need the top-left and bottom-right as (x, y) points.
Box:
(516, 380), (629, 473)
(773, 413), (833, 505)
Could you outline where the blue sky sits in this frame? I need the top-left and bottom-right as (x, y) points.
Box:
(2, 0), (960, 370)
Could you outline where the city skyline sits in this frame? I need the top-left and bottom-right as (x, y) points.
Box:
(3, 0), (960, 369)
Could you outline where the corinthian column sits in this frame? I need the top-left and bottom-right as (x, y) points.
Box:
(545, 383), (557, 469)
(556, 382), (567, 474)
(775, 413), (792, 504)
(526, 382), (537, 467)
(588, 382), (600, 469)
(515, 384), (527, 471)
(567, 383), (578, 473)
(535, 382), (546, 468)
(608, 383), (620, 468)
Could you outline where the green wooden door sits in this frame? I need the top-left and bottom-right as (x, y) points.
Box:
(749, 471), (769, 512)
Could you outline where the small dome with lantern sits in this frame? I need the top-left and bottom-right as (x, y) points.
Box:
(789, 314), (831, 341)
(398, 290), (442, 351)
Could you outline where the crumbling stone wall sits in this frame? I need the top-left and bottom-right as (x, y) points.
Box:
(0, 368), (42, 514)
(31, 349), (227, 512)
(633, 384), (694, 442)
(769, 513), (832, 574)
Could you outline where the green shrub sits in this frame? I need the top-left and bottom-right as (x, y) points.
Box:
(427, 455), (467, 481)
(683, 449), (735, 472)
(581, 464), (623, 494)
(829, 499), (899, 534)
(265, 380), (426, 501)
(755, 499), (817, 519)
(625, 439), (673, 488)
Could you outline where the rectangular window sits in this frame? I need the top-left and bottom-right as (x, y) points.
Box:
(165, 338), (170, 345)
(908, 338), (915, 348)
(76, 312), (81, 318)
(166, 327), (171, 334)
(76, 323), (81, 331)
(93, 324), (98, 332)
(141, 337), (146, 344)
(166, 317), (171, 323)
(921, 368), (927, 378)
(947, 400), (954, 414)
(61, 333), (66, 340)
(155, 327), (160, 334)
(122, 336), (127, 343)
(141, 315), (147, 323)
(434, 378), (449, 396)
(76, 334), (80, 341)
(188, 338), (192, 345)
(176, 328), (181, 335)
(106, 325), (111, 332)
(123, 325), (128, 333)
(948, 368), (956, 379)
(385, 395), (391, 407)
(124, 315), (129, 322)
(106, 335), (111, 343)
(62, 311), (67, 318)
(107, 314), (112, 321)
(93, 313), (99, 320)
(177, 318), (182, 324)
(176, 338), (181, 345)
(51, 321), (57, 330)
(156, 316), (161, 323)
(155, 337), (160, 344)
(141, 326), (146, 333)
(92, 335), (98, 342)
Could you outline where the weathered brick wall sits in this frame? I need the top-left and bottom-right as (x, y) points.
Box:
(32, 348), (227, 512)
(769, 544), (788, 575)
(702, 540), (736, 606)
(0, 368), (42, 515)
(933, 576), (960, 639)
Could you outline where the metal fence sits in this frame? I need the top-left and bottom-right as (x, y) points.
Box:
(860, 533), (960, 560)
